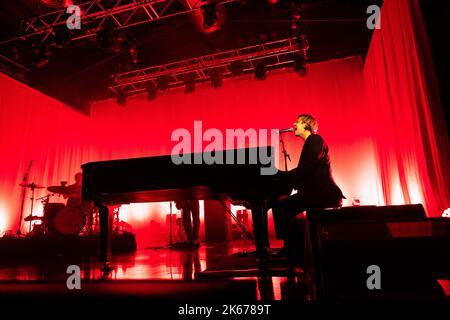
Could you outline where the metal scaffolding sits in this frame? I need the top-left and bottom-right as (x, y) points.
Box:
(0, 0), (239, 45)
(109, 37), (305, 95)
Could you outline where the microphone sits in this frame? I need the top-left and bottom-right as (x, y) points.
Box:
(275, 128), (294, 134)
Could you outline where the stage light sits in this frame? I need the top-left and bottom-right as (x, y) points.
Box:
(201, 3), (218, 28)
(146, 81), (157, 100)
(292, 6), (301, 21)
(229, 61), (244, 77)
(183, 73), (196, 94)
(129, 47), (138, 64)
(156, 75), (170, 92)
(210, 68), (223, 88)
(116, 90), (127, 106)
(270, 31), (278, 40)
(258, 33), (268, 43)
(291, 1), (302, 30)
(254, 63), (267, 80)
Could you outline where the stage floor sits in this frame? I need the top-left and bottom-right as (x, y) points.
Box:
(0, 238), (448, 304)
(0, 239), (310, 301)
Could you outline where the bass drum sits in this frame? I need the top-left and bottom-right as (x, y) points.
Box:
(44, 203), (65, 222)
(53, 206), (86, 235)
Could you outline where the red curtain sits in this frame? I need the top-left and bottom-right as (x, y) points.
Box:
(2, 57), (374, 246)
(363, 0), (450, 216)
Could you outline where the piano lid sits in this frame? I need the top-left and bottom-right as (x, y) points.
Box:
(81, 146), (278, 204)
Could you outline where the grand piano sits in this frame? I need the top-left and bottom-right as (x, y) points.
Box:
(81, 147), (286, 263)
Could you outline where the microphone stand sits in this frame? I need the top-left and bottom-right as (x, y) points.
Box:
(279, 133), (291, 171)
(169, 201), (173, 247)
(16, 160), (33, 235)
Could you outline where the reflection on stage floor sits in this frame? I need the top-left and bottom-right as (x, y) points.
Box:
(0, 239), (310, 301)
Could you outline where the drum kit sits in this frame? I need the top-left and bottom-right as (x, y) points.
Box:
(21, 182), (98, 237)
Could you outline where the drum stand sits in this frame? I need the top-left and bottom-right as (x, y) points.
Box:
(16, 160), (33, 235)
(27, 186), (37, 233)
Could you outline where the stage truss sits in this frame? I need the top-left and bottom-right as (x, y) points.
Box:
(108, 37), (305, 96)
(0, 0), (239, 45)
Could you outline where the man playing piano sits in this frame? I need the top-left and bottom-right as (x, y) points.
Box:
(272, 114), (345, 260)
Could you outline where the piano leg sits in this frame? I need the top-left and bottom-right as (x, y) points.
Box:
(97, 202), (113, 265)
(250, 200), (270, 257)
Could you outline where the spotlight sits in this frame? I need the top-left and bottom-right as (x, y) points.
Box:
(116, 90), (127, 106)
(254, 63), (267, 80)
(270, 31), (278, 40)
(229, 61), (244, 77)
(156, 75), (170, 92)
(146, 81), (157, 100)
(210, 68), (223, 88)
(129, 47), (138, 64)
(201, 4), (218, 28)
(183, 73), (196, 94)
(292, 1), (302, 20)
(291, 1), (302, 30)
(258, 33), (268, 43)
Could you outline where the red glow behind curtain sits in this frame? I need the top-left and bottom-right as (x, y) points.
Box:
(2, 57), (377, 247)
(0, 74), (96, 234)
(363, 0), (450, 216)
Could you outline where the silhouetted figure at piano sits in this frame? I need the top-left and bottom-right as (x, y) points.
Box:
(175, 200), (200, 249)
(64, 172), (83, 207)
(64, 172), (94, 233)
(272, 114), (345, 261)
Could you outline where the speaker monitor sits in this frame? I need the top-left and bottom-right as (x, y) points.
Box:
(305, 204), (449, 300)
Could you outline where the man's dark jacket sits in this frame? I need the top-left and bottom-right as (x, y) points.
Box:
(288, 134), (345, 206)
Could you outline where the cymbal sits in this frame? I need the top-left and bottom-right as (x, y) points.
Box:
(19, 182), (44, 189)
(24, 215), (43, 222)
(47, 186), (68, 194)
